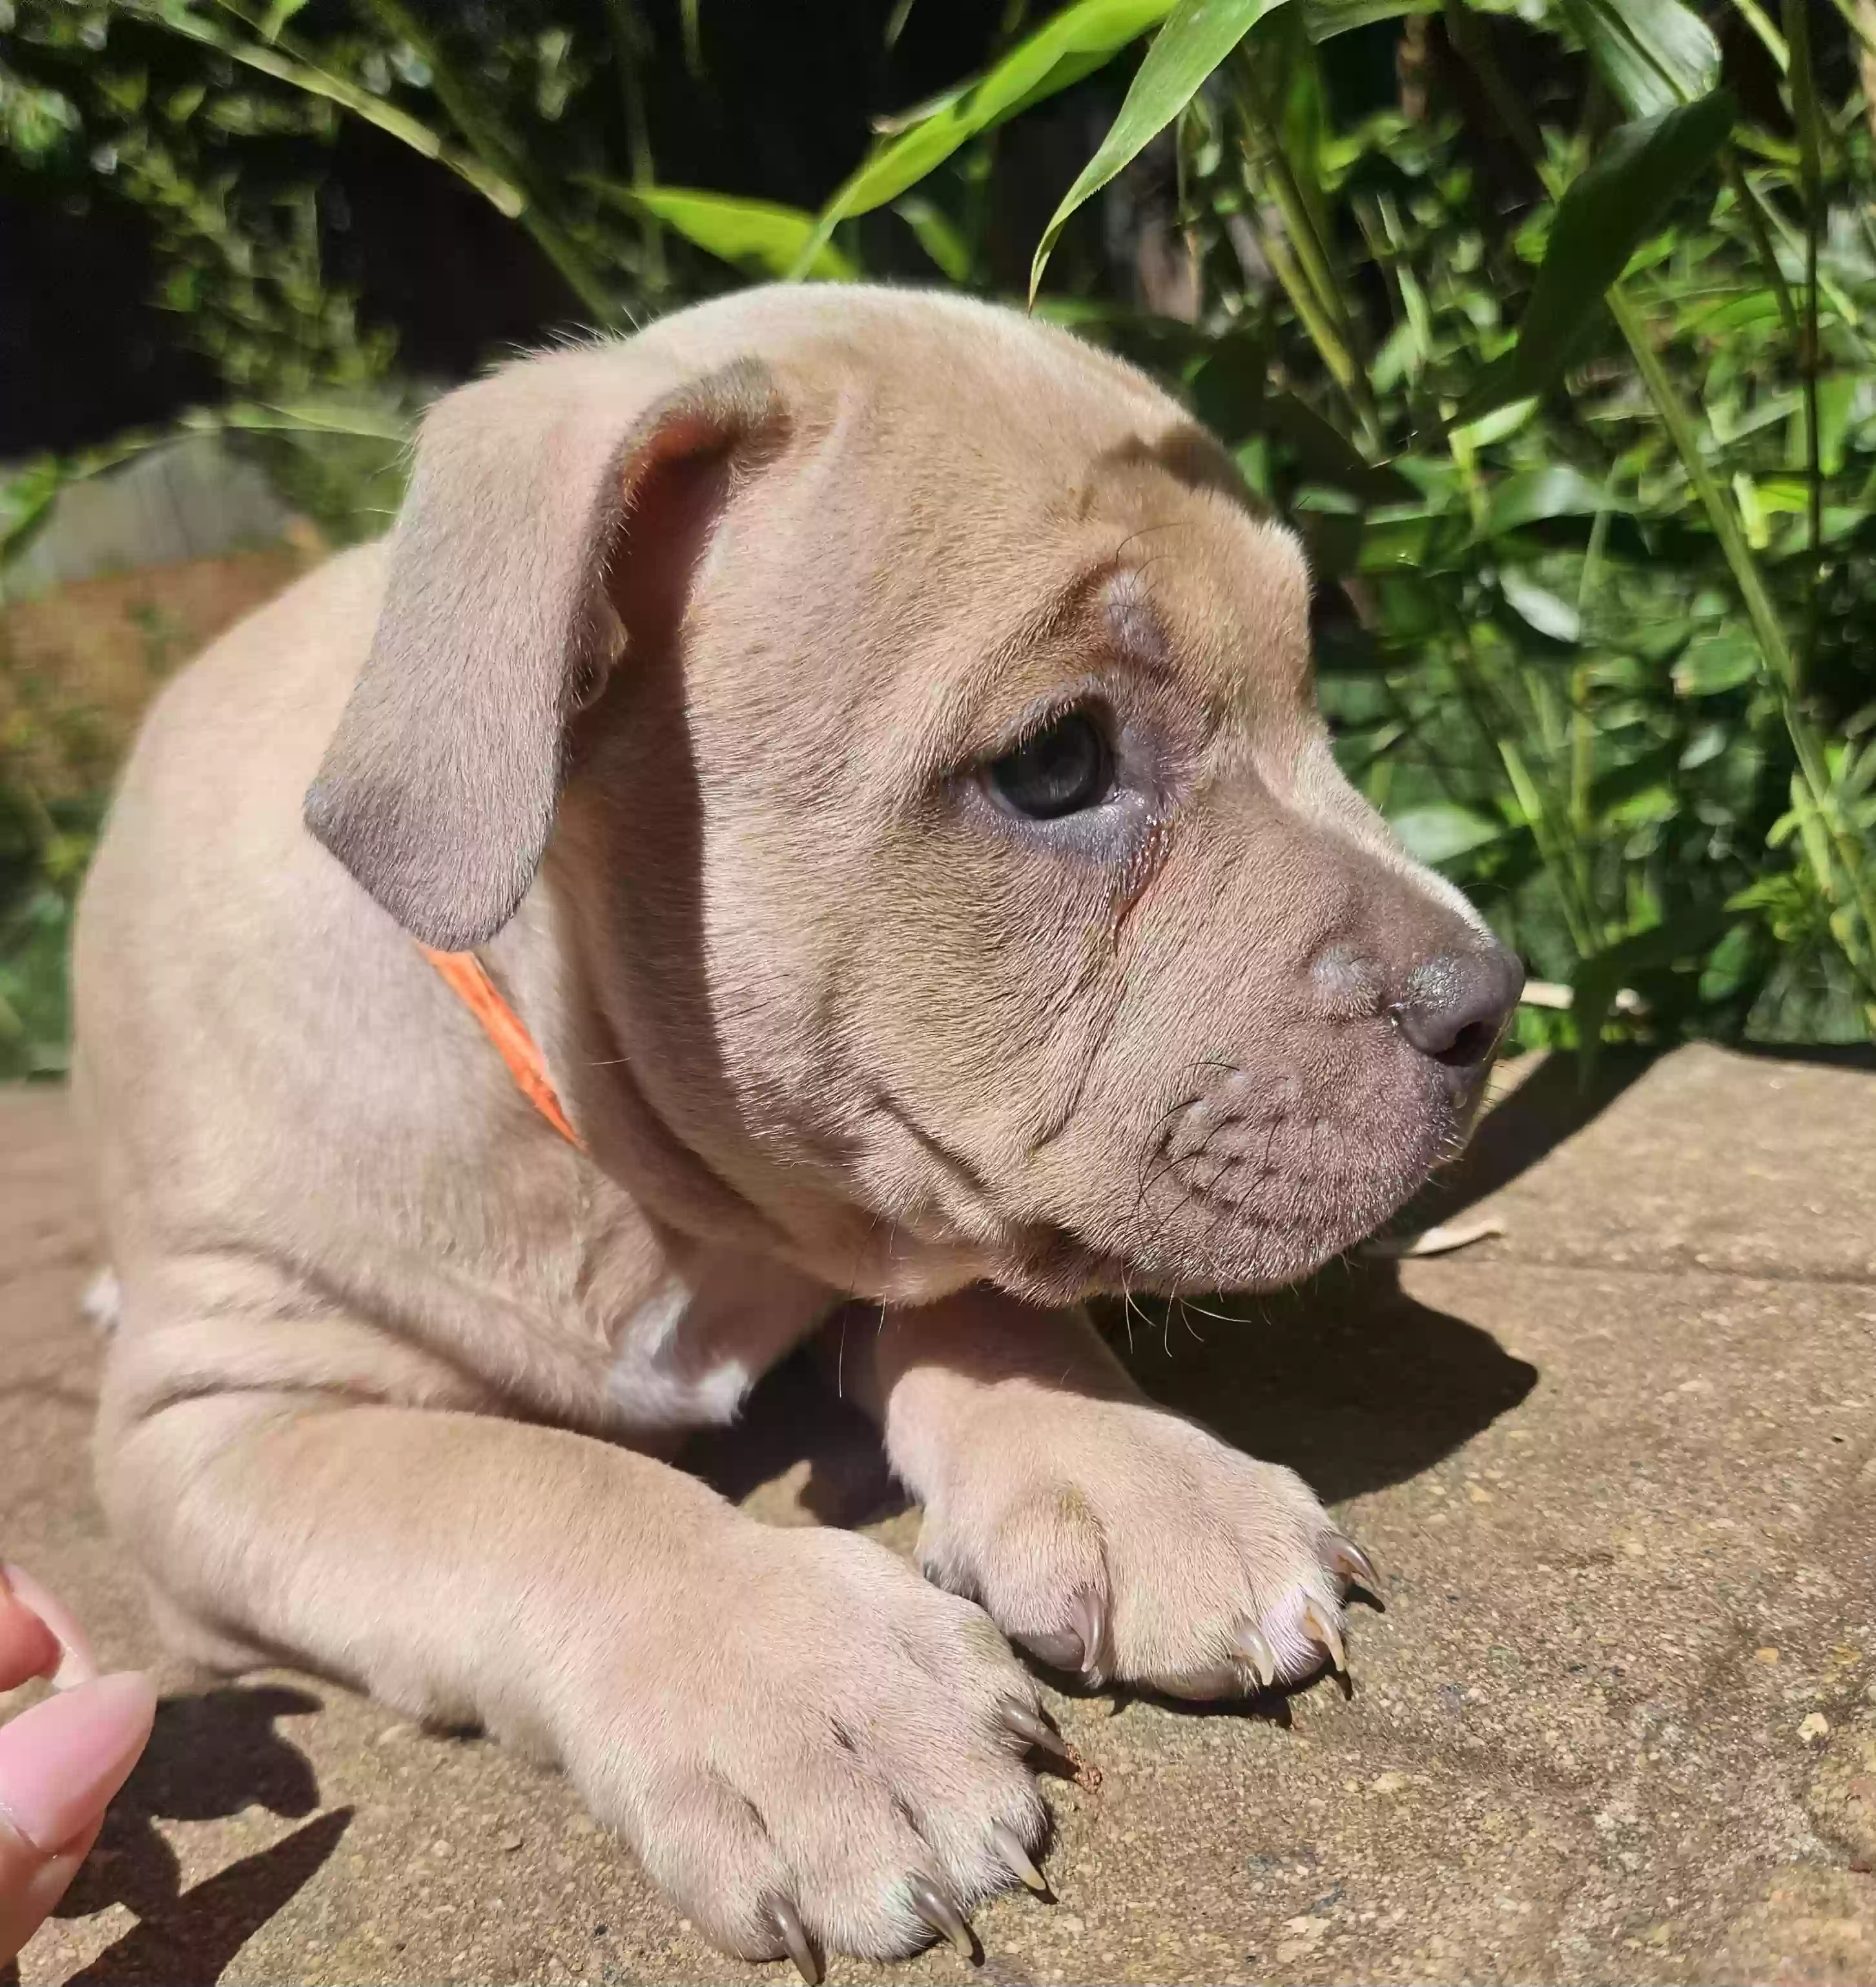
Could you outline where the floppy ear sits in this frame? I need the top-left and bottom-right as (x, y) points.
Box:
(305, 351), (781, 950)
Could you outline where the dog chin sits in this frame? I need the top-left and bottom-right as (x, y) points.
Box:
(1006, 1121), (1452, 1306)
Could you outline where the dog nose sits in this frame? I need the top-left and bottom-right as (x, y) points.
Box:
(1388, 945), (1524, 1075)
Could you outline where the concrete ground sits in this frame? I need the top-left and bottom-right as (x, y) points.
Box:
(3, 1044), (1873, 1987)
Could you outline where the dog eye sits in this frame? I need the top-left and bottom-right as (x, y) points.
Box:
(985, 712), (1115, 821)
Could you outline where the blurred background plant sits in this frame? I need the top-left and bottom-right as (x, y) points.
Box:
(3, 0), (1873, 1078)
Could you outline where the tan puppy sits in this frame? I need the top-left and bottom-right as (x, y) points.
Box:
(74, 285), (1520, 1973)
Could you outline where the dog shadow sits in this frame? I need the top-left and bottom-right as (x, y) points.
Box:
(14, 1685), (352, 1987)
(694, 1048), (1659, 1523)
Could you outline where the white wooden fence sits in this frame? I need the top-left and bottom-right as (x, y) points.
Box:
(6, 435), (291, 594)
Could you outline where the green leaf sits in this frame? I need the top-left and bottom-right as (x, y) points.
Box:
(795, 0), (1178, 277)
(1671, 625), (1761, 695)
(0, 457), (67, 563)
(893, 196), (973, 282)
(1185, 331), (1273, 441)
(593, 185), (856, 281)
(1816, 371), (1855, 479)
(1572, 907), (1734, 1067)
(258, 0), (311, 40)
(1558, 0), (1719, 118)
(1186, 337), (1416, 500)
(1030, 0), (1293, 302)
(1447, 397), (1540, 451)
(216, 400), (415, 444)
(1388, 803), (1506, 865)
(1457, 91), (1737, 424)
(1479, 464), (1616, 537)
(1498, 570), (1583, 644)
(1303, 0), (1434, 39)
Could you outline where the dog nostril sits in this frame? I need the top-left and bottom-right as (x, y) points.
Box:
(1388, 946), (1524, 1068)
(1436, 1017), (1495, 1068)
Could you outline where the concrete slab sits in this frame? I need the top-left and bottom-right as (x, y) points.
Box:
(3, 1046), (1873, 1986)
(1405, 1043), (1876, 1283)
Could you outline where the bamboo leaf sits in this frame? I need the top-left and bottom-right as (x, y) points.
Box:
(1499, 570), (1583, 644)
(793, 0), (1178, 278)
(592, 184), (857, 280)
(1479, 464), (1618, 536)
(1559, 0), (1718, 116)
(0, 458), (67, 564)
(1031, 0), (1293, 301)
(1388, 803), (1507, 864)
(1572, 908), (1735, 1062)
(127, 0), (527, 218)
(894, 196), (973, 282)
(1304, 0), (1434, 39)
(1458, 90), (1736, 422)
(1673, 626), (1761, 695)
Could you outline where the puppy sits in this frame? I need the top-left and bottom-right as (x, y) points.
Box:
(74, 285), (1520, 1973)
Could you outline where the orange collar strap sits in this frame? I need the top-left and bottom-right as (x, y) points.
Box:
(418, 945), (584, 1149)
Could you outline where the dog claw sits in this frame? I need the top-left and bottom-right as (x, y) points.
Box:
(990, 1821), (1049, 1896)
(1019, 1587), (1108, 1679)
(1328, 1534), (1381, 1598)
(765, 1893), (819, 1986)
(1235, 1622), (1278, 1689)
(907, 1873), (976, 1958)
(1001, 1700), (1074, 1769)
(1302, 1599), (1346, 1676)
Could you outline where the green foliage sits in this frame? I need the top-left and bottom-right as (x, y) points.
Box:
(0, 408), (410, 1077)
(0, 448), (119, 1076)
(789, 0), (1181, 276)
(4, 0), (1875, 1062)
(592, 181), (858, 281)
(1, 1), (396, 396)
(1031, 0), (1290, 299)
(850, 0), (1876, 1045)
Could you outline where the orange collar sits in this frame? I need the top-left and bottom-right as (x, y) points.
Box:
(418, 945), (584, 1149)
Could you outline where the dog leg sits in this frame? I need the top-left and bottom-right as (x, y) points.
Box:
(839, 1289), (1371, 1696)
(98, 1308), (1055, 1970)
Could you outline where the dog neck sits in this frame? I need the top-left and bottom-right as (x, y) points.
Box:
(418, 944), (584, 1149)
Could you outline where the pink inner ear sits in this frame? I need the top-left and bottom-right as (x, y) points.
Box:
(610, 427), (738, 663)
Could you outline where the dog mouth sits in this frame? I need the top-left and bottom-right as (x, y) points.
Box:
(861, 1044), (1483, 1306)
(1007, 1068), (1469, 1304)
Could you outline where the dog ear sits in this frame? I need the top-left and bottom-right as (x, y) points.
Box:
(304, 351), (781, 951)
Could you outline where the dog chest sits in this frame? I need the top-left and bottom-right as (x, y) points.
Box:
(603, 1248), (829, 1434)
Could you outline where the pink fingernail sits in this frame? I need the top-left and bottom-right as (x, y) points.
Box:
(0, 1671), (156, 1851)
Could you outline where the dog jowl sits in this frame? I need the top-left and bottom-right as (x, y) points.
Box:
(77, 285), (1520, 1973)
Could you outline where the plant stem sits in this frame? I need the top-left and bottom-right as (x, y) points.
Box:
(1729, 0), (1792, 67)
(1723, 155), (1800, 347)
(1441, 0), (1545, 165)
(135, 0), (526, 217)
(1232, 196), (1375, 442)
(1610, 288), (1876, 987)
(1228, 49), (1381, 444)
(1607, 291), (1779, 681)
(603, 0), (666, 292)
(1442, 0), (1873, 991)
(1783, 0), (1824, 688)
(351, 0), (623, 325)
(1570, 507), (1609, 849)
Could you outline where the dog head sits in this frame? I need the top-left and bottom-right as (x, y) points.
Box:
(309, 287), (1520, 1305)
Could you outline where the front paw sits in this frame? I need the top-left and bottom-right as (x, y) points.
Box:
(562, 1524), (1058, 1977)
(914, 1390), (1374, 1698)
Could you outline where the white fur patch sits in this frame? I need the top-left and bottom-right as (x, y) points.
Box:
(605, 1274), (754, 1430)
(603, 1252), (826, 1433)
(81, 1266), (121, 1336)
